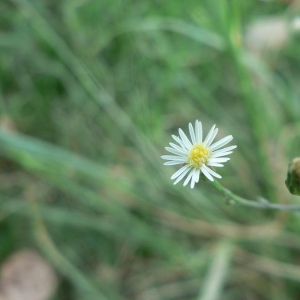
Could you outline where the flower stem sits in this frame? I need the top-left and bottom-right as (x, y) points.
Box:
(212, 180), (300, 211)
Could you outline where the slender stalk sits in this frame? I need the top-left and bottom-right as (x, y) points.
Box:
(28, 197), (109, 300)
(225, 5), (276, 200)
(212, 180), (300, 211)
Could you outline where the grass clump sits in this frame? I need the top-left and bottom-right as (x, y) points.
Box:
(1, 0), (300, 299)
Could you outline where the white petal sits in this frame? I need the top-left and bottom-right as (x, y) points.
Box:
(195, 168), (201, 182)
(213, 145), (237, 154)
(189, 123), (196, 144)
(195, 120), (203, 143)
(183, 169), (194, 186)
(203, 165), (222, 178)
(179, 128), (193, 149)
(207, 128), (218, 146)
(210, 151), (233, 158)
(209, 135), (233, 151)
(172, 135), (188, 151)
(192, 168), (200, 185)
(164, 161), (186, 166)
(200, 165), (214, 181)
(204, 125), (218, 147)
(173, 166), (191, 185)
(161, 155), (186, 161)
(190, 175), (196, 188)
(204, 125), (215, 144)
(171, 164), (189, 179)
(169, 143), (187, 154)
(172, 135), (186, 149)
(207, 162), (224, 167)
(165, 147), (187, 156)
(208, 157), (230, 163)
(189, 169), (197, 189)
(172, 135), (180, 143)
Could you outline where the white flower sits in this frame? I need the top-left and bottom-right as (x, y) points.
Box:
(161, 120), (237, 188)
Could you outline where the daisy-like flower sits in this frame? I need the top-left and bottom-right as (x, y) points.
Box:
(161, 120), (237, 188)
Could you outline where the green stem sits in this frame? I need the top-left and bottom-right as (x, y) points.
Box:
(29, 198), (109, 300)
(226, 9), (275, 200)
(212, 180), (300, 211)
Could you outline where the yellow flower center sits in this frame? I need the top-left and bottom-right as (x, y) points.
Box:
(188, 144), (210, 168)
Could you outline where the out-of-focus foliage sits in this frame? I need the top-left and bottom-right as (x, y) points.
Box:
(1, 0), (300, 299)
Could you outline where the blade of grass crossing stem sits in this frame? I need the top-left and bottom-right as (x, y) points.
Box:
(29, 197), (111, 300)
(198, 241), (233, 300)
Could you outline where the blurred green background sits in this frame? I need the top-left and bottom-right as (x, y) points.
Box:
(1, 0), (300, 299)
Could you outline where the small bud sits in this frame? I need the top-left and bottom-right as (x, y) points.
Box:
(285, 157), (300, 196)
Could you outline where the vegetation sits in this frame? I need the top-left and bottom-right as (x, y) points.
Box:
(1, 0), (300, 299)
